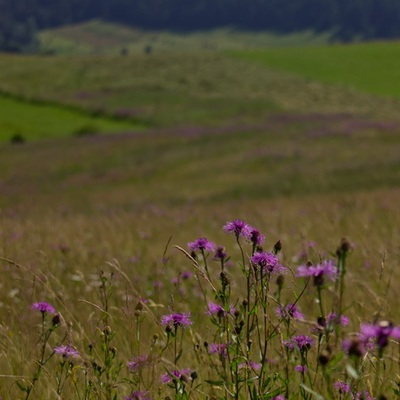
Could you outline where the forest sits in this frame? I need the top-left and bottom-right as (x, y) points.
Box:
(2, 0), (400, 52)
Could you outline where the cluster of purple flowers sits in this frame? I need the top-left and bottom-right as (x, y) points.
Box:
(333, 382), (374, 400)
(251, 251), (286, 275)
(223, 219), (265, 246)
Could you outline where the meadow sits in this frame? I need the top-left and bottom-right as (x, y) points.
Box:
(1, 30), (400, 399)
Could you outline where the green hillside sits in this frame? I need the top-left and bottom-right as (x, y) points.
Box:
(2, 42), (400, 142)
(38, 20), (331, 55)
(232, 41), (400, 98)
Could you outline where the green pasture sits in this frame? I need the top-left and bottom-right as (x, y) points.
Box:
(2, 47), (400, 141)
(0, 95), (141, 141)
(232, 41), (400, 98)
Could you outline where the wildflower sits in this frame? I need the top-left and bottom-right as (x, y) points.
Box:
(276, 304), (304, 320)
(128, 355), (150, 372)
(161, 312), (192, 328)
(251, 251), (287, 274)
(206, 302), (225, 317)
(31, 302), (55, 314)
(187, 237), (215, 253)
(294, 364), (307, 373)
(248, 227), (265, 246)
(284, 335), (314, 351)
(327, 312), (349, 327)
(54, 345), (79, 358)
(125, 390), (151, 400)
(360, 320), (400, 350)
(296, 259), (337, 285)
(238, 360), (261, 370)
(223, 219), (251, 238)
(208, 343), (228, 357)
(213, 246), (227, 261)
(342, 337), (367, 357)
(352, 391), (374, 400)
(272, 396), (286, 400)
(161, 368), (193, 384)
(180, 271), (193, 280)
(333, 381), (351, 394)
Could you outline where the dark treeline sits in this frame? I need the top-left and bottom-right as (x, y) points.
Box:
(2, 0), (400, 52)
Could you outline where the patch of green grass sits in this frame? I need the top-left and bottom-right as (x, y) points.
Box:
(231, 41), (400, 98)
(0, 95), (140, 141)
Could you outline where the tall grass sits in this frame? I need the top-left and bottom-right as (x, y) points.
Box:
(1, 192), (400, 398)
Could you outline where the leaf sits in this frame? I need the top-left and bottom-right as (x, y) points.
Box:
(346, 363), (359, 380)
(204, 380), (225, 386)
(175, 348), (183, 364)
(299, 383), (324, 400)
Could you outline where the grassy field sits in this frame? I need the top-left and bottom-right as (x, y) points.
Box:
(2, 46), (400, 141)
(0, 94), (142, 141)
(232, 41), (400, 97)
(1, 35), (400, 398)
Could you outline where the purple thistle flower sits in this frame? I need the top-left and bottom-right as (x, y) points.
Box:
(251, 252), (287, 274)
(360, 320), (400, 350)
(333, 381), (351, 394)
(32, 302), (55, 314)
(276, 304), (304, 320)
(223, 219), (251, 238)
(213, 246), (227, 261)
(294, 364), (307, 373)
(161, 312), (192, 328)
(352, 391), (374, 400)
(208, 343), (228, 358)
(284, 335), (314, 351)
(180, 271), (193, 280)
(54, 345), (79, 358)
(296, 259), (337, 285)
(206, 302), (226, 316)
(128, 355), (150, 372)
(187, 237), (216, 253)
(272, 396), (286, 400)
(248, 227), (265, 246)
(238, 360), (262, 370)
(342, 337), (368, 357)
(160, 368), (193, 384)
(327, 312), (349, 327)
(125, 390), (151, 400)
